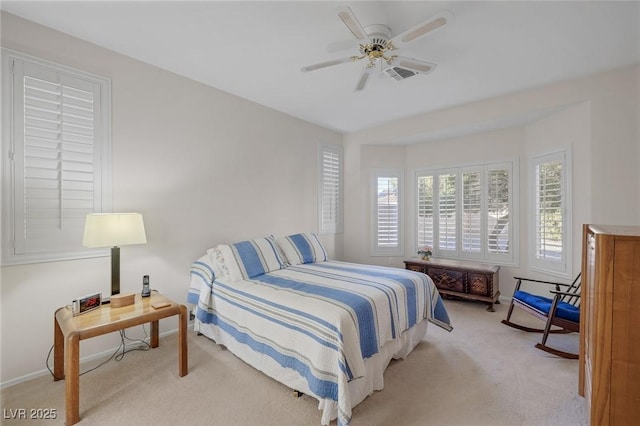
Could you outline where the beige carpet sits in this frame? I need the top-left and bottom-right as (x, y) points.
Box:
(1, 299), (586, 426)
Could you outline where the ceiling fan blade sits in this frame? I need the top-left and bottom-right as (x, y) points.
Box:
(389, 10), (454, 48)
(338, 6), (371, 42)
(354, 66), (374, 91)
(326, 39), (358, 53)
(301, 56), (355, 72)
(388, 56), (437, 75)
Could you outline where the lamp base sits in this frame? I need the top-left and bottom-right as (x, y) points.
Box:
(110, 293), (135, 308)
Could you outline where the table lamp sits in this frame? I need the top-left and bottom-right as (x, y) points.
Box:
(82, 213), (147, 297)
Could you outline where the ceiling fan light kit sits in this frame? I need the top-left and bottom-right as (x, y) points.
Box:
(302, 7), (453, 91)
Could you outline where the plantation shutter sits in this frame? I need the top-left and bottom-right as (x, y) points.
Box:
(487, 166), (511, 255)
(3, 54), (111, 265)
(319, 144), (342, 234)
(376, 176), (399, 247)
(535, 158), (564, 262)
(415, 162), (516, 264)
(416, 174), (434, 248)
(372, 170), (402, 256)
(438, 173), (457, 251)
(462, 170), (482, 253)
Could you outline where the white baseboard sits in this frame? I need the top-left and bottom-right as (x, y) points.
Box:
(0, 325), (192, 390)
(498, 294), (512, 304)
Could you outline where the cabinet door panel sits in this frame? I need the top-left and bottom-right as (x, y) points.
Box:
(469, 273), (490, 296)
(428, 268), (466, 293)
(611, 239), (640, 425)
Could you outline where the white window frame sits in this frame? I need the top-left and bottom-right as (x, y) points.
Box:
(318, 143), (343, 234)
(486, 163), (516, 263)
(460, 166), (484, 260)
(414, 160), (518, 266)
(529, 148), (572, 278)
(436, 168), (459, 256)
(371, 169), (403, 256)
(415, 172), (435, 252)
(1, 49), (112, 265)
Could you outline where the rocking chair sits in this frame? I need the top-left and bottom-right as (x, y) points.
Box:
(501, 274), (581, 359)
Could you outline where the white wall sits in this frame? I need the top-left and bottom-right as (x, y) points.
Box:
(587, 67), (640, 223)
(523, 102), (591, 280)
(344, 65), (639, 300)
(0, 12), (342, 385)
(360, 144), (407, 263)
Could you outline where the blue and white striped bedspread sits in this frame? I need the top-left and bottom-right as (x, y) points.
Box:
(188, 260), (451, 426)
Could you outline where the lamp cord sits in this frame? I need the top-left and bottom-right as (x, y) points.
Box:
(45, 325), (151, 378)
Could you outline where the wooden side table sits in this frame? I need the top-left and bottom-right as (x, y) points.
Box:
(53, 292), (188, 425)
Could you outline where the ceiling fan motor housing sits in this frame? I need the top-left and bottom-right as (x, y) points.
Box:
(364, 24), (391, 47)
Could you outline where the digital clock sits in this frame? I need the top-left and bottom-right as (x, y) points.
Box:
(72, 292), (102, 316)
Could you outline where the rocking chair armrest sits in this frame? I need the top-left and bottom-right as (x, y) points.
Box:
(512, 276), (571, 293)
(513, 276), (571, 287)
(549, 290), (581, 298)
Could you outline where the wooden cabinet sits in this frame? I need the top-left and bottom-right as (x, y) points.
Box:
(404, 258), (500, 311)
(580, 224), (640, 425)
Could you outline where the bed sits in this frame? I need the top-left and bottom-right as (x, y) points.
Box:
(187, 233), (452, 426)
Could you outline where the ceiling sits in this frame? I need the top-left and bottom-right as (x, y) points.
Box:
(2, 1), (639, 134)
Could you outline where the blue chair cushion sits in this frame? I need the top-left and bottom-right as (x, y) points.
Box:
(514, 290), (580, 323)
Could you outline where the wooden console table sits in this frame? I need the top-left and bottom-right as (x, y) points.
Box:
(404, 258), (500, 311)
(53, 292), (188, 425)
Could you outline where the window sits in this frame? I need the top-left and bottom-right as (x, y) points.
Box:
(318, 144), (342, 234)
(372, 169), (402, 256)
(531, 150), (571, 276)
(438, 172), (457, 253)
(1, 50), (112, 265)
(415, 161), (516, 265)
(487, 167), (511, 255)
(462, 169), (482, 253)
(416, 174), (434, 249)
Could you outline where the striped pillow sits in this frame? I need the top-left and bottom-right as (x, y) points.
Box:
(277, 233), (328, 265)
(220, 236), (286, 281)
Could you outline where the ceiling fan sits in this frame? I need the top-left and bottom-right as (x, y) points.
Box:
(301, 6), (454, 91)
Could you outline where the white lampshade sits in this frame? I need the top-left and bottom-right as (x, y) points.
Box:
(83, 213), (147, 248)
